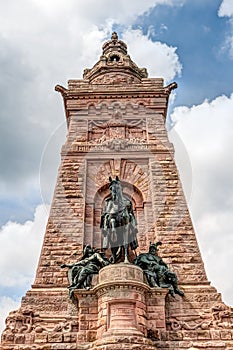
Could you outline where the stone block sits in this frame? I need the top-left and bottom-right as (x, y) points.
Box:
(1, 333), (14, 343)
(63, 332), (77, 343)
(169, 331), (183, 340)
(220, 330), (232, 340)
(211, 330), (221, 340)
(156, 319), (166, 328)
(24, 333), (35, 344)
(197, 330), (211, 340)
(79, 321), (89, 330)
(14, 334), (25, 344)
(48, 333), (63, 343)
(77, 332), (86, 342)
(79, 307), (89, 314)
(182, 330), (198, 340)
(35, 332), (48, 343)
(86, 330), (97, 342)
(89, 306), (98, 314)
(89, 320), (98, 330)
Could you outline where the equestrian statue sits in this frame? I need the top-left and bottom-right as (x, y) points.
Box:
(100, 176), (138, 263)
(61, 177), (183, 299)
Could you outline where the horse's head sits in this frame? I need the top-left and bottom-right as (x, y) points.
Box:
(109, 176), (121, 201)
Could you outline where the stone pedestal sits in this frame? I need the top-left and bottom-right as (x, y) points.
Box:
(74, 263), (168, 350)
(96, 263), (148, 338)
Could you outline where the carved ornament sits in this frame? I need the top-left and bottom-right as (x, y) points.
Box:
(86, 111), (147, 151)
(167, 302), (233, 331)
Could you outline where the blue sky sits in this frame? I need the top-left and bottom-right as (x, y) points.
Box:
(134, 0), (233, 107)
(0, 0), (233, 334)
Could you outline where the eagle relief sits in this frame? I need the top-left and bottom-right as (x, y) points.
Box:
(88, 111), (147, 151)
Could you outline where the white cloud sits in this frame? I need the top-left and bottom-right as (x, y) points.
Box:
(39, 121), (67, 204)
(0, 204), (49, 287)
(30, 0), (184, 25)
(0, 204), (49, 334)
(196, 212), (233, 305)
(219, 0), (233, 17)
(0, 1), (183, 81)
(171, 95), (233, 160)
(122, 29), (182, 83)
(170, 93), (233, 306)
(218, 0), (233, 58)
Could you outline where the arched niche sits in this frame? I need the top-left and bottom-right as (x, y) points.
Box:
(84, 180), (145, 254)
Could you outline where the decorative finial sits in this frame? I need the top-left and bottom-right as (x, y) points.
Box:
(111, 32), (118, 40)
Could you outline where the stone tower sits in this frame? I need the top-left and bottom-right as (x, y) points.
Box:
(1, 33), (233, 350)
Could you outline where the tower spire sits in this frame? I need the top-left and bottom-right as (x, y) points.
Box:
(82, 31), (147, 82)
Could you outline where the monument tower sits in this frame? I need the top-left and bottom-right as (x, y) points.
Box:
(1, 33), (233, 350)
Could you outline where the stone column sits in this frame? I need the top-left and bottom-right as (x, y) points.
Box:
(95, 263), (148, 338)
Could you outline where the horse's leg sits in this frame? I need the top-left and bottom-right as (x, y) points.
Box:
(123, 224), (130, 264)
(108, 217), (117, 263)
(110, 246), (118, 263)
(110, 218), (117, 242)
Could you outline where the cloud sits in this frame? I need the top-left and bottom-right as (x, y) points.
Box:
(196, 212), (233, 305)
(39, 121), (67, 205)
(0, 33), (65, 198)
(218, 0), (233, 58)
(0, 204), (49, 333)
(122, 29), (182, 83)
(219, 0), (233, 17)
(30, 0), (184, 26)
(170, 93), (233, 306)
(0, 204), (49, 288)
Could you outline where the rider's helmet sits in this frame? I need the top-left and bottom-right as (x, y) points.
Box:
(83, 244), (94, 257)
(149, 241), (162, 253)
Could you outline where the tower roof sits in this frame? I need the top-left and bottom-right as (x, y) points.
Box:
(102, 32), (128, 56)
(83, 32), (148, 84)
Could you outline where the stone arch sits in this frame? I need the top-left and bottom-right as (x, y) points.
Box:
(91, 179), (145, 253)
(95, 159), (149, 202)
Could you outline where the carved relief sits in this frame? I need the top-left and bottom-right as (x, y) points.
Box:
(91, 73), (141, 85)
(3, 310), (34, 335)
(1, 308), (78, 345)
(33, 318), (78, 334)
(167, 302), (233, 331)
(87, 110), (147, 151)
(211, 302), (233, 328)
(168, 316), (212, 331)
(68, 102), (172, 154)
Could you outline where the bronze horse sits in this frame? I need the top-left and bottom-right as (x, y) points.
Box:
(100, 176), (138, 263)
